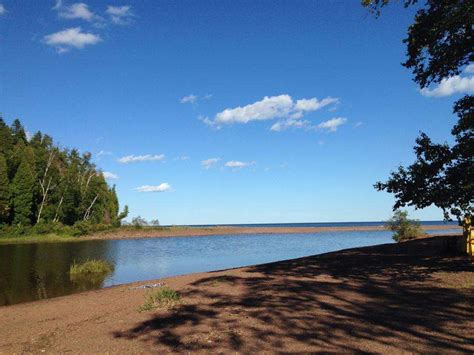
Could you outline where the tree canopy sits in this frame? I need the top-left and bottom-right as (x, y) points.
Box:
(0, 117), (128, 229)
(364, 0), (473, 224)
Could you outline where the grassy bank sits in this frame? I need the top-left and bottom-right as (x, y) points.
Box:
(0, 225), (198, 244)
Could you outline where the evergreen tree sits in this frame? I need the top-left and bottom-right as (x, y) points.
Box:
(0, 117), (126, 230)
(0, 154), (10, 224)
(11, 147), (37, 225)
(0, 118), (14, 158)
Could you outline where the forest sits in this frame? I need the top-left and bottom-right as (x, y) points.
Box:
(0, 117), (128, 237)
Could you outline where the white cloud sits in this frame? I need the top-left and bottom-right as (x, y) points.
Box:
(421, 66), (474, 97)
(421, 75), (474, 97)
(25, 131), (33, 141)
(97, 150), (112, 157)
(317, 117), (347, 132)
(354, 121), (363, 128)
(180, 94), (212, 104)
(212, 95), (338, 125)
(135, 183), (172, 193)
(103, 171), (118, 180)
(201, 158), (220, 169)
(56, 2), (95, 21)
(464, 64), (474, 74)
(202, 94), (339, 131)
(0, 4), (6, 15)
(199, 116), (221, 130)
(270, 119), (311, 132)
(118, 154), (165, 164)
(180, 94), (198, 104)
(174, 155), (190, 161)
(294, 97), (338, 112)
(106, 5), (133, 25)
(44, 27), (101, 52)
(225, 160), (254, 168)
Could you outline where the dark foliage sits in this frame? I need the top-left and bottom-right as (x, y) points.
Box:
(365, 0), (474, 224)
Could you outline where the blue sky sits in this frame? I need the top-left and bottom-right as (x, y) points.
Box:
(1, 1), (473, 224)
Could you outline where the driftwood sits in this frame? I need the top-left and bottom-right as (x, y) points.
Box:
(128, 282), (165, 290)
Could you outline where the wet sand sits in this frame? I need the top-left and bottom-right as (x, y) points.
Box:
(0, 235), (472, 353)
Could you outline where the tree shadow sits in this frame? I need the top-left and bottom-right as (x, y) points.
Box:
(112, 236), (474, 352)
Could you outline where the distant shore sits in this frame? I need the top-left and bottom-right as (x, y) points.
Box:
(0, 234), (471, 353)
(0, 224), (462, 245)
(86, 224), (461, 240)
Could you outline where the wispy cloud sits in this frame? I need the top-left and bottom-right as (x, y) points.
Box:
(225, 160), (255, 168)
(97, 150), (112, 157)
(106, 5), (134, 25)
(180, 94), (212, 104)
(0, 4), (6, 15)
(174, 155), (190, 161)
(270, 119), (311, 132)
(271, 116), (347, 132)
(464, 64), (474, 74)
(44, 27), (101, 53)
(180, 94), (198, 104)
(354, 121), (363, 128)
(201, 158), (220, 169)
(317, 117), (347, 132)
(118, 154), (165, 164)
(102, 171), (118, 180)
(421, 66), (474, 97)
(201, 94), (338, 130)
(135, 183), (172, 193)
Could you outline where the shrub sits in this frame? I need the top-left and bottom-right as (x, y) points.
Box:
(131, 216), (148, 229)
(71, 220), (93, 236)
(386, 210), (423, 242)
(138, 287), (181, 312)
(31, 221), (64, 235)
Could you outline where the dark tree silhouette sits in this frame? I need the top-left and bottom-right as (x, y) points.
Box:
(364, 0), (473, 225)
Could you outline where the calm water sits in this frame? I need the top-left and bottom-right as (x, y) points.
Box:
(185, 220), (459, 228)
(0, 229), (461, 306)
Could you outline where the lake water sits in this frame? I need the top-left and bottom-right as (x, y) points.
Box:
(0, 229), (461, 306)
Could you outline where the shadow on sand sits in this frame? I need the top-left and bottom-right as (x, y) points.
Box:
(113, 236), (474, 352)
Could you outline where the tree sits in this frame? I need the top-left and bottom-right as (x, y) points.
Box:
(0, 154), (10, 224)
(365, 0), (474, 225)
(0, 117), (127, 231)
(386, 210), (423, 242)
(375, 98), (473, 222)
(11, 147), (37, 225)
(11, 119), (27, 145)
(131, 216), (148, 228)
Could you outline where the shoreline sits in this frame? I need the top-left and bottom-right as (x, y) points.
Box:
(0, 224), (462, 245)
(0, 234), (472, 352)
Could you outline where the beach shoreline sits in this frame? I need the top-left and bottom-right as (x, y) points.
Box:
(0, 224), (462, 245)
(86, 224), (462, 241)
(0, 234), (472, 353)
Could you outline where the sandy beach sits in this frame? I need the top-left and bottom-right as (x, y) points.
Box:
(0, 234), (472, 353)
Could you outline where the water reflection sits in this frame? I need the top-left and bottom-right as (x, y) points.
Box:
(0, 229), (460, 306)
(0, 241), (116, 306)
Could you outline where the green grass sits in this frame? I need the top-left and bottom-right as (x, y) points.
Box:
(0, 233), (79, 245)
(0, 225), (219, 245)
(138, 287), (182, 312)
(69, 259), (114, 277)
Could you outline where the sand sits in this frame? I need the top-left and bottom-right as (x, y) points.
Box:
(0, 234), (472, 353)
